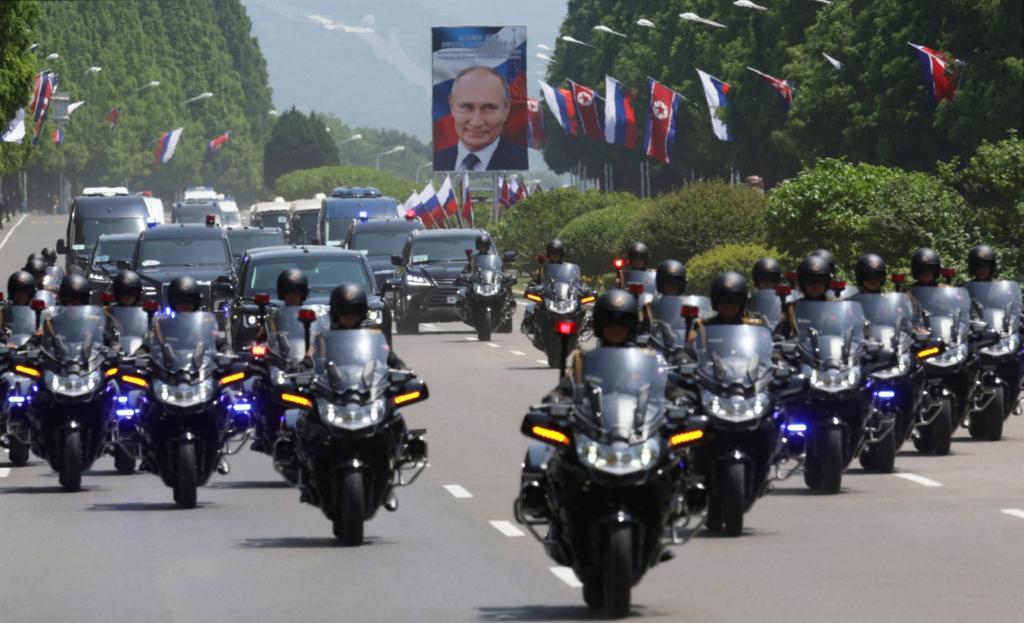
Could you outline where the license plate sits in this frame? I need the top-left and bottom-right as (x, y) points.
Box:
(446, 296), (457, 304)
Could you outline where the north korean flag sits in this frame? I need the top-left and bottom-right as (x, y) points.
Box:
(642, 78), (682, 164)
(747, 67), (794, 114)
(570, 81), (604, 140)
(909, 43), (959, 106)
(526, 97), (546, 149)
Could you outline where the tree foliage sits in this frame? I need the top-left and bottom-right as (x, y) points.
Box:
(0, 0), (41, 177)
(558, 200), (648, 277)
(264, 107), (338, 188)
(685, 243), (789, 296)
(274, 166), (417, 203)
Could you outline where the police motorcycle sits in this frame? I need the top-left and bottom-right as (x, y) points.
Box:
(616, 259), (657, 307)
(456, 251), (518, 342)
(523, 263), (596, 368)
(122, 310), (250, 508)
(103, 296), (153, 474)
(0, 300), (53, 466)
(781, 298), (870, 493)
(269, 319), (429, 545)
(515, 333), (708, 618)
(6, 303), (120, 491)
(646, 295), (713, 362)
(748, 289), (784, 331)
(964, 280), (1023, 440)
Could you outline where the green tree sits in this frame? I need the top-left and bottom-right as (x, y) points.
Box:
(0, 0), (40, 177)
(274, 166), (417, 202)
(264, 107), (338, 188)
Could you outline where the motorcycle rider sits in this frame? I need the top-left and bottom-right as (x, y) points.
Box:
(777, 255), (832, 338)
(111, 270), (143, 307)
(655, 260), (687, 296)
(6, 271), (36, 307)
(462, 233), (495, 274)
(41, 247), (58, 267)
(167, 276), (203, 313)
(277, 269), (309, 306)
(531, 239), (566, 284)
(58, 274), (93, 307)
(967, 245), (997, 282)
(855, 254), (887, 294)
(626, 241), (651, 271)
(811, 249), (837, 279)
(752, 257), (782, 291)
(23, 257), (46, 285)
(910, 248), (943, 287)
(328, 283), (406, 369)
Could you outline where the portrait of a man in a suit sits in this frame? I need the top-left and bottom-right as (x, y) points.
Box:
(434, 65), (528, 172)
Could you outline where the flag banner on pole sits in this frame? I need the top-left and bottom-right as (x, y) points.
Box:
(746, 67), (794, 114)
(604, 76), (637, 149)
(207, 130), (231, 155)
(497, 176), (512, 220)
(460, 171), (475, 228)
(526, 97), (546, 149)
(538, 80), (578, 135)
(153, 127), (183, 167)
(514, 176), (527, 203)
(439, 175), (460, 225)
(403, 191), (421, 222)
(29, 71), (57, 144)
(908, 43), (959, 106)
(51, 127), (64, 145)
(418, 182), (443, 229)
(67, 101), (85, 115)
(569, 81), (604, 140)
(2, 109), (26, 144)
(822, 53), (843, 70)
(696, 69), (732, 142)
(642, 78), (683, 164)
(106, 107), (121, 132)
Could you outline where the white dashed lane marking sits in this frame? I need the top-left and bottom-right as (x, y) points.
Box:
(489, 520), (526, 537)
(0, 468), (11, 478)
(463, 336), (477, 342)
(486, 342), (500, 348)
(894, 473), (942, 488)
(536, 359), (547, 365)
(1001, 509), (1024, 520)
(443, 484), (473, 499)
(510, 350), (525, 356)
(549, 567), (583, 588)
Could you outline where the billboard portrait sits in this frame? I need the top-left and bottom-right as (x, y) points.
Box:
(432, 26), (528, 172)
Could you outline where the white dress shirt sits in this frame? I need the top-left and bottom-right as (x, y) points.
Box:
(455, 138), (500, 171)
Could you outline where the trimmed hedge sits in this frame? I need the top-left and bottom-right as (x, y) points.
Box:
(685, 244), (791, 296)
(275, 166), (418, 202)
(557, 200), (651, 277)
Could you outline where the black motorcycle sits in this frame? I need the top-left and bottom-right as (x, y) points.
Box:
(964, 280), (1023, 440)
(515, 346), (707, 618)
(523, 263), (595, 368)
(619, 267), (657, 308)
(105, 304), (152, 474)
(9, 305), (117, 491)
(748, 289), (784, 331)
(456, 254), (517, 342)
(274, 328), (429, 545)
(645, 294), (712, 362)
(0, 304), (52, 467)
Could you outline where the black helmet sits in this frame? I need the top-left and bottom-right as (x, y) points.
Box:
(276, 268), (309, 302)
(710, 272), (749, 311)
(546, 239), (565, 258)
(58, 273), (91, 306)
(593, 289), (639, 341)
(41, 247), (57, 265)
(167, 276), (202, 311)
(967, 244), (997, 277)
(752, 257), (782, 286)
(26, 252), (43, 265)
(112, 270), (143, 302)
(797, 254), (832, 290)
(7, 271), (36, 300)
(811, 249), (836, 277)
(655, 260), (687, 294)
(330, 283), (368, 321)
(910, 248), (941, 280)
(854, 253), (887, 287)
(475, 233), (492, 253)
(24, 257), (46, 281)
(627, 241), (650, 261)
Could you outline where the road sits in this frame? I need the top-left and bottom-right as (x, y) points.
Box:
(1, 213), (1022, 622)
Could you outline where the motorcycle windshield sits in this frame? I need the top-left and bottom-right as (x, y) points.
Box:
(794, 300), (865, 366)
(543, 263), (582, 284)
(41, 306), (106, 366)
(107, 306), (149, 355)
(577, 347), (668, 440)
(33, 290), (57, 307)
(473, 255), (504, 274)
(39, 272), (62, 291)
(651, 295), (689, 335)
(150, 312), (218, 376)
(266, 305), (331, 363)
(965, 281), (1022, 336)
(4, 305), (48, 347)
(310, 330), (390, 397)
(694, 324), (774, 390)
(748, 290), (782, 329)
(622, 269), (656, 293)
(855, 293), (914, 351)
(911, 286), (971, 343)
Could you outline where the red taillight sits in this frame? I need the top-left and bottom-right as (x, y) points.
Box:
(405, 209), (417, 221)
(298, 309), (316, 323)
(891, 273), (906, 284)
(784, 271), (798, 282)
(30, 299), (46, 311)
(555, 320), (577, 336)
(941, 267), (956, 278)
(613, 258), (625, 270)
(254, 293), (270, 305)
(627, 283), (644, 295)
(536, 254), (546, 264)
(0, 291), (5, 301)
(205, 214), (216, 226)
(831, 280), (846, 291)
(775, 285), (793, 297)
(251, 343), (268, 358)
(100, 292), (114, 304)
(681, 305), (701, 319)
(142, 300), (160, 313)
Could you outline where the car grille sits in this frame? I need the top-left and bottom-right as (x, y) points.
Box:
(428, 276), (459, 306)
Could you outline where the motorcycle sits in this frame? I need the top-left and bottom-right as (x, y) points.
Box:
(618, 266), (657, 307)
(456, 253), (517, 342)
(523, 263), (595, 368)
(8, 304), (118, 491)
(0, 303), (52, 467)
(273, 327), (429, 545)
(515, 345), (707, 618)
(964, 280), (1023, 440)
(748, 289), (784, 331)
(645, 294), (713, 361)
(104, 303), (153, 474)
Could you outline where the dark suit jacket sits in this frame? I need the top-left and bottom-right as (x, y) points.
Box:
(434, 137), (528, 171)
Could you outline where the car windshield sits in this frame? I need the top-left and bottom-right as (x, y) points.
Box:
(252, 210), (289, 229)
(174, 203), (218, 223)
(410, 237), (480, 264)
(226, 230), (286, 258)
(138, 238), (230, 268)
(246, 257), (370, 296)
(350, 230), (412, 257)
(75, 217), (146, 250)
(92, 238), (136, 267)
(220, 210), (241, 226)
(291, 212), (319, 244)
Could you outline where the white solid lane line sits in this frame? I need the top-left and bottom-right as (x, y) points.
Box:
(1001, 509), (1024, 520)
(443, 484), (474, 499)
(0, 468), (11, 478)
(489, 520), (526, 537)
(536, 359), (547, 365)
(549, 567), (583, 588)
(0, 214), (28, 250)
(510, 350), (525, 356)
(486, 342), (500, 348)
(894, 473), (942, 487)
(464, 336), (477, 341)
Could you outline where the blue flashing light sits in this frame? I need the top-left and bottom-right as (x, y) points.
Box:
(875, 390), (896, 399)
(358, 210), (369, 222)
(117, 396), (129, 404)
(7, 396), (25, 404)
(146, 217), (158, 229)
(230, 403), (252, 413)
(115, 408), (136, 418)
(786, 423), (808, 433)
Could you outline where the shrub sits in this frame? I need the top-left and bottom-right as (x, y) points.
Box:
(275, 166), (418, 202)
(558, 200), (650, 277)
(685, 244), (791, 296)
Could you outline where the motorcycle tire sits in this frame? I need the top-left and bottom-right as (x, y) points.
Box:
(984, 387), (1005, 441)
(582, 580), (605, 610)
(476, 308), (492, 342)
(857, 446), (876, 471)
(604, 523), (632, 619)
(931, 398), (953, 456)
(869, 432), (896, 474)
(546, 347), (563, 369)
(114, 446), (135, 475)
(7, 436), (29, 467)
(334, 470), (364, 546)
(173, 441), (198, 509)
(59, 430), (82, 492)
(820, 428), (843, 494)
(497, 313), (513, 333)
(802, 456), (821, 491)
(720, 461), (746, 536)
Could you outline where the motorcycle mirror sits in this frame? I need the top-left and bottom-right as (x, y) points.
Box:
(502, 250), (518, 263)
(30, 299), (46, 311)
(390, 255), (405, 267)
(100, 292), (114, 304)
(56, 239), (67, 255)
(116, 260), (131, 270)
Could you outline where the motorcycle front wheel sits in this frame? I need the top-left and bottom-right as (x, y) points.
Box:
(59, 429), (82, 492)
(173, 441), (198, 509)
(7, 436), (29, 467)
(820, 428), (843, 494)
(604, 523), (632, 619)
(719, 461), (746, 536)
(476, 307), (492, 342)
(333, 469), (364, 546)
(114, 446), (136, 475)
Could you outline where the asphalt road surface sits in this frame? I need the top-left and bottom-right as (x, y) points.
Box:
(1, 213), (1022, 622)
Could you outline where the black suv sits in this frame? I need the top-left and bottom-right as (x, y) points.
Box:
(344, 218), (424, 291)
(387, 228), (498, 333)
(229, 245), (391, 349)
(224, 226), (287, 269)
(87, 232), (141, 299)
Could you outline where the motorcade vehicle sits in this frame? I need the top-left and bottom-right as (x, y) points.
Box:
(223, 226), (287, 268)
(455, 251), (518, 342)
(319, 188), (401, 247)
(86, 233), (140, 301)
(249, 198), (290, 232)
(57, 190), (149, 271)
(344, 218), (424, 290)
(288, 197), (325, 245)
(964, 280), (1022, 440)
(522, 262), (596, 367)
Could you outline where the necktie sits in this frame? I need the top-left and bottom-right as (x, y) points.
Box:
(460, 153), (481, 171)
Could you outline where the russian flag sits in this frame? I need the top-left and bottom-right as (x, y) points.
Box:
(460, 172), (475, 228)
(570, 81), (603, 140)
(153, 127), (183, 167)
(642, 78), (682, 164)
(604, 76), (636, 149)
(909, 43), (958, 107)
(439, 175), (459, 225)
(746, 67), (794, 114)
(418, 182), (444, 229)
(697, 69), (732, 142)
(538, 80), (578, 135)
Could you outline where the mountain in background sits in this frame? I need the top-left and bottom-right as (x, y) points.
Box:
(242, 0), (566, 141)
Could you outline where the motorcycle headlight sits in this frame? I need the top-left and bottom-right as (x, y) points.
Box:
(980, 334), (1018, 358)
(927, 342), (968, 367)
(808, 366), (861, 393)
(44, 370), (102, 397)
(474, 283), (501, 296)
(700, 389), (769, 423)
(318, 398), (385, 430)
(152, 378), (215, 407)
(545, 298), (578, 314)
(406, 274), (430, 286)
(243, 314), (258, 327)
(366, 308), (383, 324)
(574, 433), (661, 475)
(871, 353), (911, 380)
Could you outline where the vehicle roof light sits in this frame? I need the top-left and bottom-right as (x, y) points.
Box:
(253, 293), (271, 305)
(30, 299), (46, 311)
(613, 258), (625, 270)
(297, 309), (316, 323)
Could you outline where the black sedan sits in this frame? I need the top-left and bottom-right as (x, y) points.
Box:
(344, 218), (424, 291)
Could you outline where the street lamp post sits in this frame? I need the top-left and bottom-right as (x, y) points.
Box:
(415, 160), (432, 184)
(138, 80), (160, 92)
(339, 133), (363, 145)
(376, 145), (405, 169)
(184, 91), (214, 104)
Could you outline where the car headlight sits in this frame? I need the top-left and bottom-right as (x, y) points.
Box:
(808, 366), (861, 392)
(545, 298), (578, 313)
(474, 283), (501, 296)
(700, 389), (769, 423)
(89, 272), (109, 282)
(927, 342), (968, 367)
(44, 370), (102, 397)
(366, 308), (382, 324)
(574, 433), (661, 475)
(318, 398), (385, 430)
(152, 378), (215, 407)
(406, 274), (430, 286)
